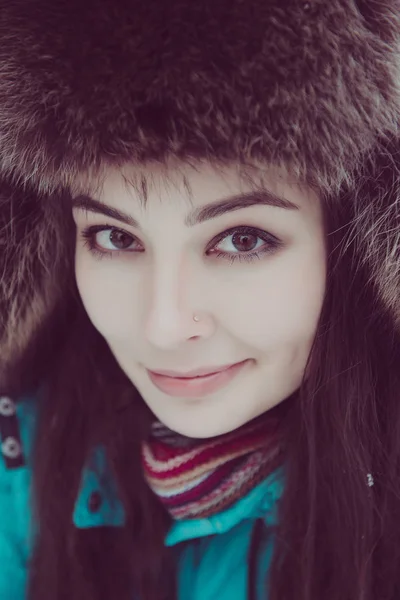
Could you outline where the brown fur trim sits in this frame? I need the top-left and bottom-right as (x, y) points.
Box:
(0, 0), (399, 194)
(346, 146), (400, 328)
(0, 182), (73, 380)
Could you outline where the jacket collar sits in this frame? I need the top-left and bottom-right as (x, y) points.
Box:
(73, 446), (285, 546)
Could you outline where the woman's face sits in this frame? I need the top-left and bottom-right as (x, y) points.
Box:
(73, 161), (326, 438)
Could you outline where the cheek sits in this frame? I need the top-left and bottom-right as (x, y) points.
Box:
(224, 247), (326, 350)
(74, 251), (140, 339)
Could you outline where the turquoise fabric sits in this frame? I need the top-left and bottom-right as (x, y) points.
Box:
(0, 396), (284, 599)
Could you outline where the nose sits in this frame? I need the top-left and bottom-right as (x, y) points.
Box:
(143, 257), (213, 349)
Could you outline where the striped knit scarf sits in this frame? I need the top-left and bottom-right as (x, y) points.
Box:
(141, 409), (285, 520)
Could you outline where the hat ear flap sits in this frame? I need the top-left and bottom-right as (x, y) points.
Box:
(353, 0), (399, 44)
(0, 181), (74, 380)
(348, 145), (400, 327)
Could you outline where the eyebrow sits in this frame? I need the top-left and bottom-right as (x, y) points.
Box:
(71, 190), (299, 230)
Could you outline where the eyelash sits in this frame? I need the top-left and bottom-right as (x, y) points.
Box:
(80, 224), (282, 265)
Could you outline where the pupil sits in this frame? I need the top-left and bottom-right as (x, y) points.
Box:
(110, 230), (132, 249)
(232, 232), (257, 252)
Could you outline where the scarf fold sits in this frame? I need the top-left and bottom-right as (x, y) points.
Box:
(141, 409), (285, 520)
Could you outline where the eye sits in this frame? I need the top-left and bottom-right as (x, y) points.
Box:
(81, 225), (141, 256)
(207, 225), (282, 264)
(214, 229), (264, 253)
(97, 229), (137, 251)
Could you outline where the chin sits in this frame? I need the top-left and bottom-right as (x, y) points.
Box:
(153, 409), (250, 440)
(167, 422), (236, 439)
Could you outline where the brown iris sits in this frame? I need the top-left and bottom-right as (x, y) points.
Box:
(231, 232), (258, 252)
(110, 230), (134, 250)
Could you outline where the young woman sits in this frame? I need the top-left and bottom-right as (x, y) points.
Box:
(0, 1), (400, 599)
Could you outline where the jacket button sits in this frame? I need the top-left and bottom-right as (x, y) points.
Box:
(1, 436), (21, 459)
(88, 491), (103, 513)
(0, 397), (16, 417)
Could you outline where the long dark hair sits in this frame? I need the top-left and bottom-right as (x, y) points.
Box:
(17, 158), (400, 600)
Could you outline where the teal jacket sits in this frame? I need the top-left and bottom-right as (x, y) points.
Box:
(0, 395), (284, 599)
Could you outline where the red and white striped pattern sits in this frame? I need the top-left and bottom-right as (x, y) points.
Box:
(141, 413), (284, 520)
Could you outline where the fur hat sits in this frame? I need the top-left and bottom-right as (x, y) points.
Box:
(0, 0), (400, 376)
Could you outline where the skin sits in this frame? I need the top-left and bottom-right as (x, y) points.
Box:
(73, 161), (327, 438)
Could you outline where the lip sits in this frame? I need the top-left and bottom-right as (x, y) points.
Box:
(146, 359), (251, 398)
(148, 362), (241, 378)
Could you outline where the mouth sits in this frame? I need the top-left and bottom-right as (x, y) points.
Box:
(146, 359), (251, 398)
(148, 362), (242, 379)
